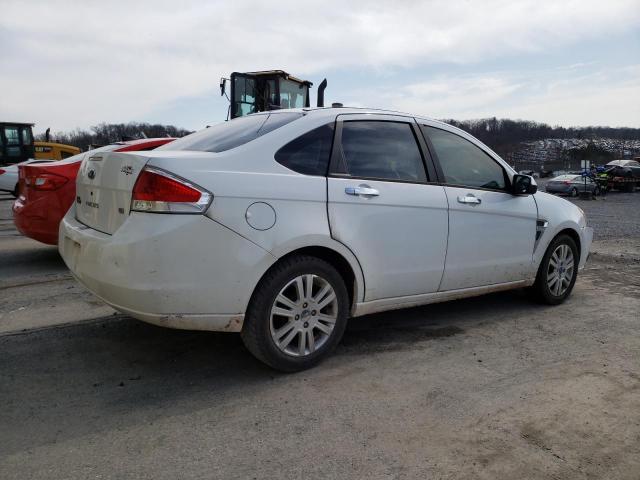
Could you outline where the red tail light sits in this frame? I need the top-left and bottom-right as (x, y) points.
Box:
(0, 169), (5, 175)
(25, 172), (69, 191)
(131, 166), (212, 213)
(563, 181), (571, 185)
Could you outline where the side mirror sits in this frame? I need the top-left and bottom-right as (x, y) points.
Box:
(511, 174), (537, 195)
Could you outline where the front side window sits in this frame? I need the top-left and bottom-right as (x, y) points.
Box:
(422, 126), (506, 190)
(159, 113), (302, 153)
(4, 127), (19, 145)
(339, 121), (427, 182)
(275, 123), (334, 176)
(3, 127), (20, 156)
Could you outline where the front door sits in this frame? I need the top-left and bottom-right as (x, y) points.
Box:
(327, 115), (449, 301)
(420, 124), (538, 290)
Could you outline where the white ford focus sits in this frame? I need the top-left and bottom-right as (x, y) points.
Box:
(59, 108), (593, 371)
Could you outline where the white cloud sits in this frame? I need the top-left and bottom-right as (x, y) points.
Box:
(0, 0), (638, 131)
(358, 65), (640, 127)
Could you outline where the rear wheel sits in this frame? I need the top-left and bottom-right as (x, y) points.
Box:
(12, 183), (18, 198)
(570, 187), (578, 197)
(530, 234), (578, 305)
(241, 255), (349, 372)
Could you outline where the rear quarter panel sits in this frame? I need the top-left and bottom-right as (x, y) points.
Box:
(144, 113), (367, 303)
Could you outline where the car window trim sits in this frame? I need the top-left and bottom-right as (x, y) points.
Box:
(418, 124), (512, 194)
(328, 118), (437, 186)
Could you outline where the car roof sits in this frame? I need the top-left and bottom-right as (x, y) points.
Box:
(261, 106), (465, 137)
(607, 159), (638, 166)
(552, 174), (580, 180)
(296, 106), (440, 123)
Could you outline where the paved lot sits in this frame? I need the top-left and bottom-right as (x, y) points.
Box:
(1, 191), (639, 479)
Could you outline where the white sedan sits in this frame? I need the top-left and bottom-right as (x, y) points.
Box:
(0, 159), (56, 196)
(59, 108), (593, 371)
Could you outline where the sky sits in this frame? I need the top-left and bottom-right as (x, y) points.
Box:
(1, 0), (639, 135)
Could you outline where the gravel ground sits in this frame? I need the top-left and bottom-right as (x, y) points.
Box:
(537, 179), (640, 240)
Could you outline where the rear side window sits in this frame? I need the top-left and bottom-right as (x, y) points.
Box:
(422, 126), (506, 190)
(275, 124), (334, 176)
(159, 113), (302, 153)
(339, 121), (427, 182)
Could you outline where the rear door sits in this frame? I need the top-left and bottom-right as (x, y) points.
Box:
(327, 114), (448, 301)
(420, 123), (538, 290)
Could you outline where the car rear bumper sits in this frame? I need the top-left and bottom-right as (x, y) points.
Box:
(58, 208), (275, 332)
(13, 196), (61, 245)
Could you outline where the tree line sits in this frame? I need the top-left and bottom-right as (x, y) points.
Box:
(38, 118), (640, 156)
(443, 117), (640, 158)
(35, 122), (192, 150)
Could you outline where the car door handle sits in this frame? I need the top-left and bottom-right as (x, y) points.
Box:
(345, 185), (380, 197)
(457, 194), (481, 205)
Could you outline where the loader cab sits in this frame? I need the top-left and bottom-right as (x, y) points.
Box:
(0, 122), (35, 166)
(225, 70), (313, 119)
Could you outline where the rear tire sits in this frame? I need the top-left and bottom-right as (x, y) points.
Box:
(241, 255), (349, 372)
(12, 183), (19, 198)
(529, 234), (579, 305)
(570, 187), (578, 197)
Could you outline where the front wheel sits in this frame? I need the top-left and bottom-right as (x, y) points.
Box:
(241, 255), (349, 372)
(530, 234), (579, 305)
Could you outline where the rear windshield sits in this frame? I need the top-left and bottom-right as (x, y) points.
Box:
(158, 112), (303, 153)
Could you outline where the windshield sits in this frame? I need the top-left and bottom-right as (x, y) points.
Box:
(159, 113), (303, 153)
(279, 79), (307, 109)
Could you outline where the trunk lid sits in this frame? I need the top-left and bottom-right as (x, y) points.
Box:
(75, 151), (149, 234)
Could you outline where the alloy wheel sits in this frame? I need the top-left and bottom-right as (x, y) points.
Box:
(546, 244), (575, 296)
(269, 274), (338, 357)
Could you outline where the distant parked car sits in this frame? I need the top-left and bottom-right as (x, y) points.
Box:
(605, 159), (640, 179)
(0, 159), (56, 196)
(13, 138), (175, 245)
(58, 107), (593, 371)
(545, 174), (599, 197)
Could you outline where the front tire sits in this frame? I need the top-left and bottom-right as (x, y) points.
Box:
(241, 255), (349, 372)
(530, 234), (579, 305)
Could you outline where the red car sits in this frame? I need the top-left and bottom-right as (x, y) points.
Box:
(13, 138), (175, 245)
